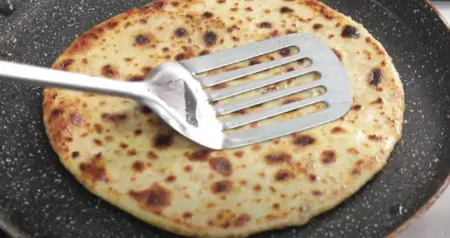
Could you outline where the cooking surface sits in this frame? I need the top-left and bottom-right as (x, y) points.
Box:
(0, 0), (449, 238)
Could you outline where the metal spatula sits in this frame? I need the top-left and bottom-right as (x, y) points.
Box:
(0, 33), (353, 150)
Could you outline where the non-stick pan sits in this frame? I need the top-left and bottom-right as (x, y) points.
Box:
(0, 0), (449, 237)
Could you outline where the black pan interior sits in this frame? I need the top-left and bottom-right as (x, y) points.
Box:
(0, 0), (449, 237)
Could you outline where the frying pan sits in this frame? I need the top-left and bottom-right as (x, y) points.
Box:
(0, 0), (449, 237)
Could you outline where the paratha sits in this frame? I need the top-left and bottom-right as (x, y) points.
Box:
(43, 0), (405, 237)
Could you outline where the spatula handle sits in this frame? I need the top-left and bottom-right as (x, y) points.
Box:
(0, 60), (145, 99)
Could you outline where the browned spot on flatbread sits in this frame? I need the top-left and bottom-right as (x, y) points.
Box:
(265, 152), (292, 164)
(234, 151), (245, 158)
(352, 104), (362, 111)
(313, 23), (323, 30)
(147, 151), (158, 160)
(183, 212), (193, 220)
(259, 22), (272, 28)
(94, 124), (103, 134)
(71, 151), (80, 159)
(128, 183), (172, 213)
(280, 6), (293, 14)
(101, 64), (119, 79)
(211, 180), (233, 194)
(184, 165), (193, 173)
(175, 28), (188, 37)
(70, 113), (83, 127)
(274, 169), (295, 182)
(153, 134), (173, 149)
(128, 149), (137, 156)
(102, 113), (127, 122)
(132, 161), (145, 172)
(209, 157), (232, 176)
(165, 175), (177, 183)
(128, 75), (145, 82)
(371, 97), (384, 104)
(368, 68), (383, 87)
(188, 150), (212, 162)
(293, 134), (316, 147)
(321, 150), (336, 164)
(312, 190), (322, 197)
(135, 34), (150, 45)
(368, 135), (383, 142)
(204, 31), (218, 46)
(55, 59), (75, 71)
(79, 153), (108, 183)
(341, 25), (360, 39)
(203, 11), (214, 18)
(234, 214), (251, 227)
(331, 126), (346, 134)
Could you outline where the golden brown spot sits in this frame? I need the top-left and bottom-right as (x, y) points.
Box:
(147, 151), (158, 160)
(265, 152), (292, 164)
(280, 6), (293, 13)
(211, 180), (233, 194)
(199, 50), (210, 56)
(347, 148), (359, 155)
(321, 150), (336, 164)
(203, 11), (214, 18)
(183, 212), (193, 219)
(106, 21), (118, 29)
(249, 60), (261, 66)
(79, 154), (108, 183)
(371, 97), (384, 104)
(368, 135), (383, 141)
(153, 134), (173, 149)
(279, 48), (291, 57)
(134, 129), (143, 136)
(259, 22), (272, 28)
(128, 149), (137, 156)
(165, 175), (177, 183)
(105, 135), (114, 142)
(142, 66), (153, 76)
(56, 59), (75, 71)
(331, 126), (346, 134)
(184, 165), (193, 173)
(275, 169), (295, 182)
(174, 28), (188, 37)
(70, 113), (83, 127)
(234, 151), (245, 158)
(352, 104), (362, 111)
(120, 143), (129, 149)
(204, 31), (218, 46)
(71, 151), (80, 159)
(312, 190), (322, 197)
(234, 214), (251, 227)
(341, 25), (360, 39)
(135, 34), (150, 45)
(94, 124), (103, 134)
(293, 134), (316, 147)
(308, 174), (317, 182)
(209, 157), (232, 177)
(272, 203), (280, 210)
(128, 183), (172, 212)
(283, 97), (302, 104)
(352, 167), (361, 176)
(128, 75), (145, 82)
(187, 150), (211, 162)
(102, 113), (127, 122)
(332, 49), (342, 61)
(175, 53), (186, 61)
(253, 184), (262, 192)
(139, 19), (147, 24)
(313, 23), (323, 30)
(132, 161), (145, 172)
(101, 64), (119, 78)
(93, 139), (103, 146)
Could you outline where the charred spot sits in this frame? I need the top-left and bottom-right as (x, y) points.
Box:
(70, 113), (83, 127)
(272, 203), (280, 210)
(313, 23), (323, 30)
(141, 106), (152, 114)
(209, 157), (232, 177)
(275, 169), (294, 182)
(184, 165), (193, 173)
(49, 108), (64, 122)
(128, 183), (172, 212)
(153, 134), (173, 149)
(132, 161), (145, 172)
(71, 151), (80, 159)
(203, 11), (214, 18)
(183, 212), (193, 219)
(308, 174), (317, 182)
(279, 48), (291, 57)
(134, 129), (143, 136)
(286, 67), (295, 72)
(199, 50), (210, 56)
(280, 6), (293, 13)
(165, 175), (177, 183)
(293, 135), (316, 147)
(368, 135), (383, 141)
(128, 149), (137, 156)
(341, 25), (360, 39)
(102, 113), (127, 122)
(107, 21), (118, 29)
(259, 22), (273, 28)
(203, 31), (218, 47)
(265, 152), (292, 164)
(174, 28), (188, 38)
(249, 60), (261, 66)
(234, 151), (245, 158)
(352, 104), (362, 111)
(128, 75), (145, 82)
(101, 65), (119, 79)
(94, 124), (104, 134)
(135, 34), (150, 45)
(188, 150), (212, 162)
(246, 7), (253, 12)
(56, 59), (75, 71)
(369, 68), (383, 87)
(312, 190), (322, 197)
(147, 151), (158, 160)
(331, 126), (346, 134)
(332, 49), (342, 61)
(175, 53), (186, 61)
(211, 180), (233, 194)
(371, 97), (384, 104)
(321, 150), (336, 164)
(234, 214), (251, 227)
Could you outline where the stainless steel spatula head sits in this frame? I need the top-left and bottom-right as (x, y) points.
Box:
(0, 33), (353, 150)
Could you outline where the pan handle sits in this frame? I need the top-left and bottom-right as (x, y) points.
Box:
(0, 60), (147, 99)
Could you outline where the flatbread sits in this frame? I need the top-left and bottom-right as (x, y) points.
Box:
(43, 0), (405, 237)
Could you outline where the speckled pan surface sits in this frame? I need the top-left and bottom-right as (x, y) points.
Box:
(0, 0), (449, 237)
